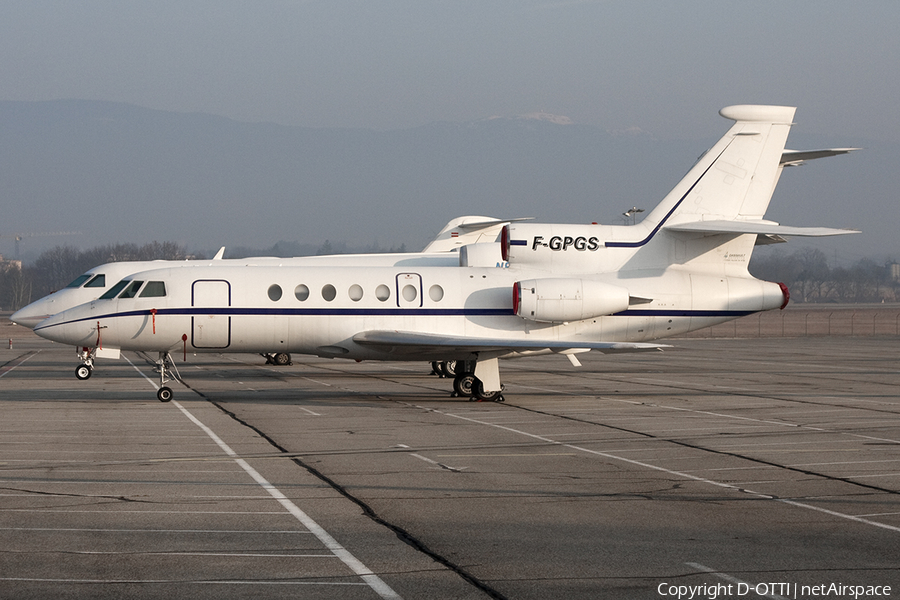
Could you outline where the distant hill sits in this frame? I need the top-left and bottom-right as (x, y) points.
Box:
(0, 99), (885, 263)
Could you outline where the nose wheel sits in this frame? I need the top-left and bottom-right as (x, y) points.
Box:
(75, 347), (96, 380)
(154, 352), (178, 402)
(75, 364), (92, 380)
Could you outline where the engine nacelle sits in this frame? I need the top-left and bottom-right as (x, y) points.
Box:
(513, 278), (630, 323)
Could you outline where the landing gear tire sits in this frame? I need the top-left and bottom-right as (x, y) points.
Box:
(75, 364), (92, 380)
(273, 352), (291, 366)
(453, 373), (476, 397)
(157, 386), (173, 402)
(440, 360), (457, 378)
(474, 380), (504, 402)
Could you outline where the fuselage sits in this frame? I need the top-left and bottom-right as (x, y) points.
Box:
(34, 262), (785, 362)
(10, 251), (481, 329)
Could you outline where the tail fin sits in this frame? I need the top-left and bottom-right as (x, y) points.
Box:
(648, 105), (796, 229)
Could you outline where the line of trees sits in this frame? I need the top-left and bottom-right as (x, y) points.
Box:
(1, 242), (191, 311)
(750, 248), (900, 303)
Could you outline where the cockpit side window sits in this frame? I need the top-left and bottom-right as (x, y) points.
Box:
(139, 281), (167, 298)
(65, 274), (92, 289)
(84, 274), (106, 288)
(99, 279), (130, 300)
(118, 280), (145, 299)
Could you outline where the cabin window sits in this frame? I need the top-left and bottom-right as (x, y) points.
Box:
(268, 284), (283, 301)
(429, 284), (444, 302)
(99, 279), (130, 299)
(65, 274), (92, 288)
(375, 284), (390, 302)
(348, 284), (363, 301)
(84, 274), (106, 288)
(294, 284), (310, 301)
(402, 284), (418, 302)
(322, 284), (337, 302)
(118, 280), (145, 299)
(139, 281), (167, 298)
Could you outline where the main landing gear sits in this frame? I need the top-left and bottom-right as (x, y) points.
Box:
(263, 352), (292, 366)
(154, 351), (178, 403)
(431, 360), (457, 378)
(450, 362), (505, 402)
(75, 347), (95, 380)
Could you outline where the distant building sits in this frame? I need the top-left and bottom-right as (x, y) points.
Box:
(0, 254), (22, 272)
(892, 263), (900, 282)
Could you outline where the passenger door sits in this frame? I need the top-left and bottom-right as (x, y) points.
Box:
(192, 280), (231, 348)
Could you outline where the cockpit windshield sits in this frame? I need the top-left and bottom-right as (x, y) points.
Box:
(118, 280), (145, 299)
(84, 274), (106, 288)
(65, 274), (92, 289)
(99, 279), (130, 300)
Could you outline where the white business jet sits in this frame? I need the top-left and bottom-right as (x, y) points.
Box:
(13, 215), (519, 373)
(11, 215), (515, 329)
(34, 106), (858, 402)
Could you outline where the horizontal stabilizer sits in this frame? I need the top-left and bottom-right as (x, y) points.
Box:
(422, 216), (534, 252)
(781, 148), (860, 166)
(353, 330), (669, 355)
(665, 220), (859, 237)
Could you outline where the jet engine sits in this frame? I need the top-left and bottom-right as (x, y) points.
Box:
(513, 278), (630, 323)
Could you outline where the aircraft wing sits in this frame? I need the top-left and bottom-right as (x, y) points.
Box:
(352, 330), (669, 355)
(664, 220), (859, 237)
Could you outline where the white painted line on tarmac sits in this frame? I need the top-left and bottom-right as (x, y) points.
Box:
(172, 399), (402, 599)
(0, 351), (39, 378)
(686, 562), (789, 600)
(420, 404), (900, 535)
(122, 354), (402, 599)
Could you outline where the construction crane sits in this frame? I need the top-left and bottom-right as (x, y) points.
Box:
(0, 232), (81, 259)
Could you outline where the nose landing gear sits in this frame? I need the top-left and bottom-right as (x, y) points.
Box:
(75, 347), (96, 380)
(154, 352), (177, 402)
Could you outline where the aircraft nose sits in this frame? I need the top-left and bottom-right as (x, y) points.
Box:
(10, 302), (53, 329)
(33, 309), (98, 347)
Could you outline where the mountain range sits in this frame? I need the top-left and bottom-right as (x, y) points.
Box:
(0, 99), (886, 263)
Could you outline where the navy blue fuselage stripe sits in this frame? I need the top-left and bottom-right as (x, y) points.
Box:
(510, 240), (528, 246)
(605, 143), (732, 249)
(35, 305), (760, 331)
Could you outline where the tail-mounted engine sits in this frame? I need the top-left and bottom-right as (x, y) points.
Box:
(513, 278), (630, 323)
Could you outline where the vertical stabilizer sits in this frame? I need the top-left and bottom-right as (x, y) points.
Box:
(647, 105), (796, 229)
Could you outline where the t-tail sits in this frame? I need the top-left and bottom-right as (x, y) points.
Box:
(503, 105), (858, 275)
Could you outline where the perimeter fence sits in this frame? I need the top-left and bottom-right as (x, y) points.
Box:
(681, 304), (900, 338)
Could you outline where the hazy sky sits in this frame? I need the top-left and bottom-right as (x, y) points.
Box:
(2, 1), (899, 140)
(1, 1), (898, 265)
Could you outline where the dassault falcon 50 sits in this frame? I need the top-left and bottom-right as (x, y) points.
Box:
(14, 215), (518, 373)
(34, 105), (858, 402)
